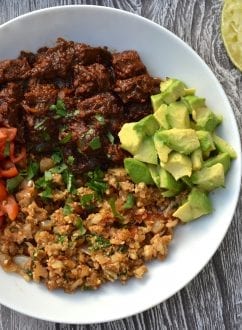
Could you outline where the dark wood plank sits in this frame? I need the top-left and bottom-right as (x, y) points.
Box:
(0, 0), (241, 329)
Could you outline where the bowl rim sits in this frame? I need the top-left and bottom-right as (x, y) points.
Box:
(0, 4), (241, 324)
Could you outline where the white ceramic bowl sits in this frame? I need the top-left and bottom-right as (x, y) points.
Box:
(0, 5), (241, 324)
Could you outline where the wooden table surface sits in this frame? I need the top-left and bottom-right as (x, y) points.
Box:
(0, 0), (241, 329)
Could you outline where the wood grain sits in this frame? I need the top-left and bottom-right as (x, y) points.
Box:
(0, 0), (242, 329)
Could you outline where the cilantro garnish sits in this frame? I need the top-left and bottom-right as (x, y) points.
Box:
(88, 234), (111, 251)
(60, 132), (72, 144)
(108, 197), (124, 222)
(6, 175), (24, 194)
(75, 217), (86, 235)
(50, 99), (67, 118)
(67, 155), (75, 165)
(107, 131), (115, 144)
(51, 150), (63, 164)
(86, 168), (107, 197)
(56, 234), (67, 244)
(63, 203), (73, 216)
(123, 193), (135, 209)
(89, 136), (101, 150)
(80, 193), (95, 210)
(95, 114), (105, 125)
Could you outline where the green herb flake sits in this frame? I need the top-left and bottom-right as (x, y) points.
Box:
(51, 151), (63, 164)
(80, 193), (95, 210)
(86, 168), (107, 197)
(34, 118), (47, 130)
(67, 155), (75, 165)
(39, 186), (52, 199)
(56, 234), (67, 244)
(107, 131), (115, 144)
(3, 141), (10, 157)
(89, 136), (101, 150)
(25, 161), (39, 180)
(50, 99), (67, 118)
(26, 269), (33, 277)
(108, 197), (124, 222)
(63, 204), (73, 216)
(95, 114), (105, 125)
(75, 217), (86, 235)
(89, 234), (111, 251)
(6, 175), (24, 194)
(123, 193), (135, 209)
(44, 170), (52, 182)
(60, 132), (72, 144)
(62, 169), (75, 193)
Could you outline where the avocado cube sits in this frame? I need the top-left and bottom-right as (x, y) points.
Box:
(184, 88), (196, 96)
(160, 80), (186, 104)
(134, 114), (160, 136)
(191, 149), (203, 171)
(164, 152), (192, 180)
(182, 95), (205, 114)
(124, 158), (154, 185)
(151, 93), (164, 112)
(203, 152), (231, 174)
(134, 136), (158, 165)
(154, 132), (172, 163)
(193, 107), (222, 132)
(196, 130), (215, 158)
(159, 167), (183, 193)
(148, 164), (160, 187)
(118, 122), (144, 155)
(173, 188), (212, 222)
(157, 128), (200, 155)
(191, 163), (225, 192)
(153, 104), (170, 129)
(160, 78), (174, 92)
(166, 102), (190, 129)
(213, 134), (237, 159)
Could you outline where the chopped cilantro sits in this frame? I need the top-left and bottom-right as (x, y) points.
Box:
(50, 99), (67, 118)
(26, 269), (33, 277)
(3, 141), (10, 157)
(67, 155), (75, 165)
(118, 245), (128, 253)
(86, 168), (107, 197)
(51, 150), (63, 164)
(63, 204), (73, 216)
(107, 131), (115, 144)
(108, 197), (124, 222)
(39, 185), (52, 199)
(44, 170), (52, 182)
(34, 118), (47, 130)
(89, 136), (101, 150)
(75, 217), (86, 235)
(56, 234), (67, 244)
(62, 169), (75, 193)
(60, 132), (72, 144)
(80, 193), (95, 210)
(95, 114), (105, 125)
(23, 161), (39, 180)
(6, 175), (24, 193)
(123, 193), (135, 209)
(88, 234), (111, 251)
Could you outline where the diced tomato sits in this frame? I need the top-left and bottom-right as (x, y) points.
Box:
(0, 181), (8, 201)
(0, 160), (18, 178)
(1, 195), (19, 221)
(0, 128), (17, 142)
(9, 143), (26, 164)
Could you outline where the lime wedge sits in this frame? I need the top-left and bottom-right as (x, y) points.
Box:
(221, 0), (242, 71)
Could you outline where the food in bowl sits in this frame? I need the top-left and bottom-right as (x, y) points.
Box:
(0, 38), (236, 292)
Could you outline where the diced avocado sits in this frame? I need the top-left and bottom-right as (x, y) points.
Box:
(184, 88), (196, 96)
(166, 102), (190, 129)
(193, 107), (222, 132)
(134, 114), (159, 136)
(157, 128), (200, 155)
(159, 167), (183, 193)
(191, 163), (225, 192)
(203, 153), (231, 174)
(196, 130), (215, 158)
(148, 164), (160, 187)
(213, 134), (237, 159)
(164, 152), (192, 180)
(154, 132), (171, 163)
(153, 104), (170, 129)
(118, 122), (144, 154)
(182, 95), (205, 114)
(134, 136), (158, 165)
(191, 149), (203, 171)
(151, 94), (164, 112)
(124, 158), (154, 185)
(160, 80), (186, 104)
(160, 79), (174, 92)
(181, 176), (193, 188)
(173, 188), (212, 222)
(162, 190), (181, 197)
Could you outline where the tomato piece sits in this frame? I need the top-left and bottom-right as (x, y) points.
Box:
(0, 128), (17, 142)
(0, 160), (18, 178)
(0, 181), (8, 201)
(1, 195), (19, 221)
(9, 144), (26, 164)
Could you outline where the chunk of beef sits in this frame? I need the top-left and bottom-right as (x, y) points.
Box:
(76, 93), (122, 119)
(112, 50), (147, 80)
(22, 80), (57, 114)
(74, 44), (112, 66)
(0, 58), (31, 84)
(124, 101), (153, 122)
(30, 38), (75, 79)
(114, 74), (160, 104)
(0, 83), (25, 142)
(19, 51), (36, 66)
(74, 63), (111, 97)
(104, 143), (127, 164)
